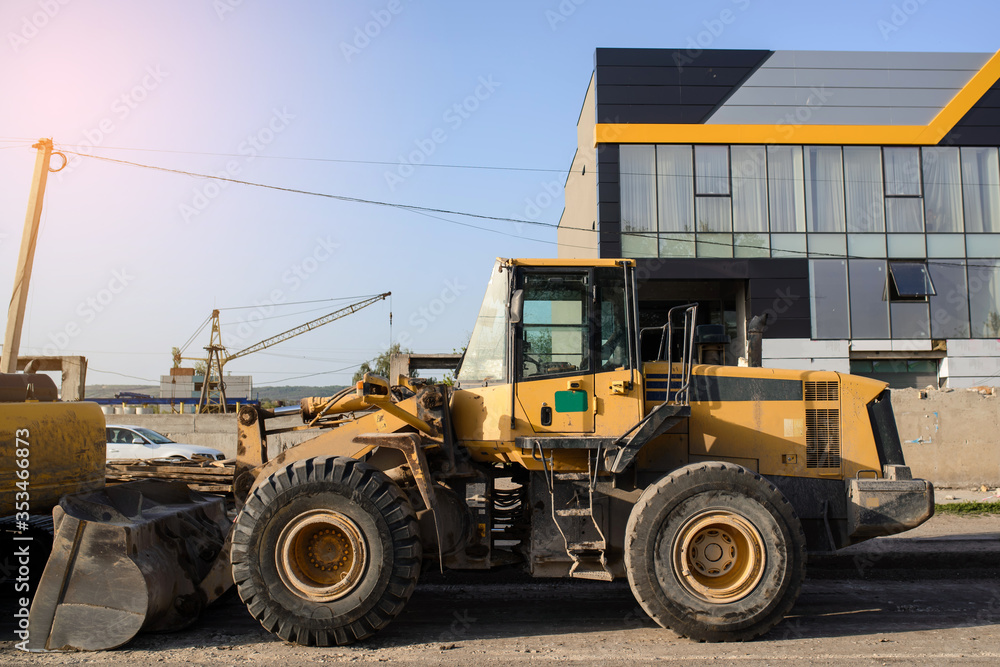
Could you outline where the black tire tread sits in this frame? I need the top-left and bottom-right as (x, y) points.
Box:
(625, 461), (807, 642)
(231, 455), (421, 646)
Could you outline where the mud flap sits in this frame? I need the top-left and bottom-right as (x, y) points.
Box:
(26, 480), (231, 652)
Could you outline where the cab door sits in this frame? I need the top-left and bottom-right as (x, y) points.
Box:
(514, 268), (595, 433)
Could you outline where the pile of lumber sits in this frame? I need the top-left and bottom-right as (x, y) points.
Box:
(106, 458), (235, 494)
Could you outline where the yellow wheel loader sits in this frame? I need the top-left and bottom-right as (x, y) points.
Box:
(25, 258), (933, 649)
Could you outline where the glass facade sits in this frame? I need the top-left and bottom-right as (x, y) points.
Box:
(807, 257), (1000, 340)
(620, 144), (1000, 259)
(619, 143), (1000, 340)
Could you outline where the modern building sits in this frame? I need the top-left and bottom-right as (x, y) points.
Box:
(558, 47), (1000, 388)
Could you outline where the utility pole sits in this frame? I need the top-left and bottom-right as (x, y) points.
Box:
(2, 139), (57, 373)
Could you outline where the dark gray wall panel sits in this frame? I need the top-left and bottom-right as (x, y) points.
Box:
(595, 48), (772, 69)
(940, 81), (1000, 146)
(594, 49), (772, 126)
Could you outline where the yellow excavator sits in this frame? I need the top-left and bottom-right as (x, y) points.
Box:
(23, 258), (933, 650)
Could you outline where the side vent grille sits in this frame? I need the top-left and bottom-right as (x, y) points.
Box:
(806, 409), (841, 469)
(804, 381), (839, 401)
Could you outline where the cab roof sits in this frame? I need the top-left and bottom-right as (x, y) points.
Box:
(501, 258), (634, 268)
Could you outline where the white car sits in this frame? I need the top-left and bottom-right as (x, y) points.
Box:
(106, 425), (226, 461)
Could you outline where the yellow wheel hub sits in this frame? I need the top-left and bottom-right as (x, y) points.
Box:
(673, 510), (765, 603)
(276, 509), (367, 602)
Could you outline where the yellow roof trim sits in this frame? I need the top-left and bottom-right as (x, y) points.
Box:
(594, 49), (1000, 146)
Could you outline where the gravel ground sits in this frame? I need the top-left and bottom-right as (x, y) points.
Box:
(3, 515), (998, 666)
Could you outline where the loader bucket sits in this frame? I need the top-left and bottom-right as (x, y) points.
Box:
(26, 480), (231, 652)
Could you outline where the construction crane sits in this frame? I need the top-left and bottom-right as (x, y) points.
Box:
(177, 292), (390, 413)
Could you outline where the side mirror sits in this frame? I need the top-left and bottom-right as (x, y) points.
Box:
(508, 289), (524, 324)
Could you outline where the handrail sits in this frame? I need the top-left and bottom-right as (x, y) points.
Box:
(638, 303), (698, 406)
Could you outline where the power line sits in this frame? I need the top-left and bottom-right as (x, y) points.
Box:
(219, 294), (383, 311)
(56, 143), (572, 175)
(254, 363), (361, 385)
(59, 149), (580, 231)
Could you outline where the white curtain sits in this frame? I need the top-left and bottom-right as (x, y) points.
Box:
(619, 145), (656, 233)
(805, 146), (845, 232)
(732, 146), (767, 232)
(767, 146), (805, 232)
(962, 147), (1000, 233)
(844, 147), (884, 232)
(695, 145), (729, 195)
(883, 147), (920, 196)
(656, 145), (693, 232)
(922, 147), (963, 233)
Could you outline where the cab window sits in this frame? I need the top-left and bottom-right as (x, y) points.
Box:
(519, 271), (591, 379)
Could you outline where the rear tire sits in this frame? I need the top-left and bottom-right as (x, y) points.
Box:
(231, 456), (421, 646)
(624, 462), (806, 642)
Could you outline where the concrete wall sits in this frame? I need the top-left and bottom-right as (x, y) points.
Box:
(893, 387), (1000, 488)
(105, 413), (316, 460)
(557, 73), (599, 259)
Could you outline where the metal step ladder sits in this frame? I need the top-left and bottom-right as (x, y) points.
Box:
(539, 457), (613, 581)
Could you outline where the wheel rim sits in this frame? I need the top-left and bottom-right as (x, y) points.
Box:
(276, 509), (368, 602)
(672, 510), (766, 603)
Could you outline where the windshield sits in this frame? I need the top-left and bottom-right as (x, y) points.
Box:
(134, 427), (174, 444)
(457, 260), (508, 386)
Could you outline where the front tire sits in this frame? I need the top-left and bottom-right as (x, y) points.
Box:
(624, 462), (806, 642)
(231, 456), (421, 646)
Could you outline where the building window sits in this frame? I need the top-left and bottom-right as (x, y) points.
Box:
(850, 359), (939, 389)
(804, 146), (845, 233)
(885, 197), (924, 233)
(961, 147), (1000, 233)
(884, 147), (924, 233)
(883, 147), (921, 196)
(731, 146), (768, 233)
(928, 260), (970, 338)
(922, 147), (963, 233)
(848, 260), (890, 339)
(968, 260), (1000, 338)
(767, 146), (805, 233)
(696, 197), (732, 234)
(844, 147), (885, 232)
(886, 262), (936, 301)
(620, 145), (656, 235)
(695, 145), (730, 195)
(810, 259), (849, 339)
(656, 145), (693, 232)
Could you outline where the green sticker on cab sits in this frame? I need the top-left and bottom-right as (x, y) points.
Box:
(554, 390), (588, 413)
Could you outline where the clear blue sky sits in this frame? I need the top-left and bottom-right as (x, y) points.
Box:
(1, 0), (998, 388)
